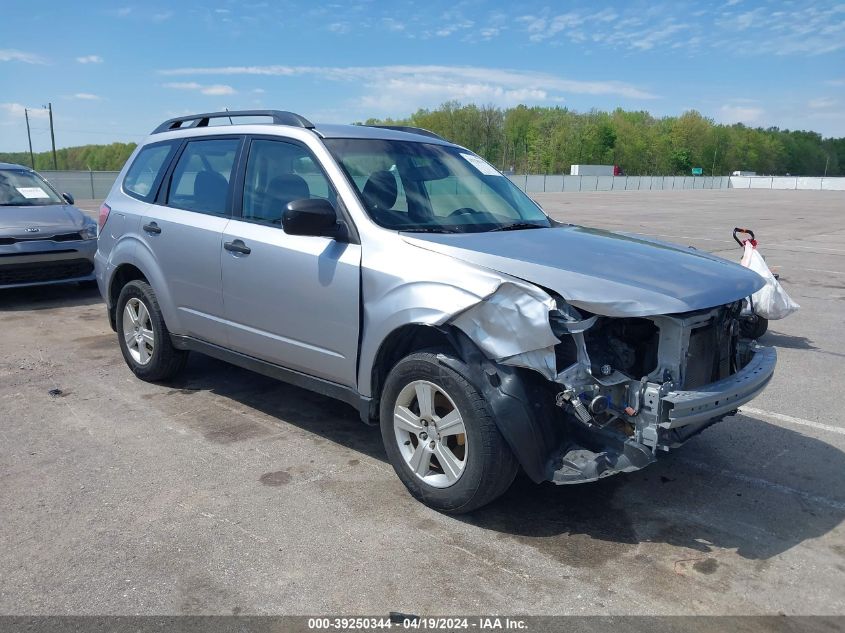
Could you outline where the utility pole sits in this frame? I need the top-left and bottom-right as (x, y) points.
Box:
(46, 102), (58, 170)
(824, 155), (830, 178)
(24, 108), (35, 168)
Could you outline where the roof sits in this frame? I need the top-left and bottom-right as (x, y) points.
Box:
(0, 162), (30, 170)
(314, 123), (453, 145)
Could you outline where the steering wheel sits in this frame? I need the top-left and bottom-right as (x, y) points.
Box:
(448, 207), (482, 217)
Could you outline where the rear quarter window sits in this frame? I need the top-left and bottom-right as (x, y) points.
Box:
(123, 141), (178, 201)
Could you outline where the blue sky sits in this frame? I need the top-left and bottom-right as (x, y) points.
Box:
(1, 0), (844, 152)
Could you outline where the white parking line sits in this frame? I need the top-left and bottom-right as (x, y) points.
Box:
(739, 406), (845, 436)
(680, 458), (845, 511)
(800, 267), (845, 276)
(767, 243), (845, 254)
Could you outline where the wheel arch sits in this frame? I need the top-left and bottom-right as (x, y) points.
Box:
(107, 263), (148, 330)
(107, 240), (182, 335)
(370, 326), (564, 483)
(367, 323), (460, 422)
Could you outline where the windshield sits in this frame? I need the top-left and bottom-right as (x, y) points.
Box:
(324, 138), (551, 233)
(0, 169), (64, 206)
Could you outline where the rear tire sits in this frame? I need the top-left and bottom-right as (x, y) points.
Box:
(115, 280), (188, 381)
(379, 350), (519, 513)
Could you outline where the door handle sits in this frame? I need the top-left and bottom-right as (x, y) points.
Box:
(143, 222), (161, 234)
(223, 239), (251, 255)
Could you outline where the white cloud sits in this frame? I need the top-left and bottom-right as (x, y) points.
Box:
(163, 82), (237, 96)
(327, 22), (351, 34)
(0, 103), (49, 118)
(381, 18), (405, 32)
(826, 78), (845, 87)
(511, 3), (845, 57)
(629, 22), (689, 50)
(157, 64), (656, 116)
(718, 104), (764, 125)
(0, 49), (45, 64)
(76, 55), (103, 64)
(152, 11), (173, 22)
(808, 97), (837, 109)
(72, 93), (101, 100)
(434, 20), (474, 37)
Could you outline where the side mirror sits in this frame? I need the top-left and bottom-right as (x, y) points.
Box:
(282, 198), (339, 238)
(62, 192), (75, 205)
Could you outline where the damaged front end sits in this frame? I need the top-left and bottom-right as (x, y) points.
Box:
(440, 283), (776, 485)
(545, 298), (776, 483)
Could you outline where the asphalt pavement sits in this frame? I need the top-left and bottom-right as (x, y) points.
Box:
(1, 189), (843, 616)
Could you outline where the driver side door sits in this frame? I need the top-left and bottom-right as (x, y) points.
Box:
(220, 137), (361, 387)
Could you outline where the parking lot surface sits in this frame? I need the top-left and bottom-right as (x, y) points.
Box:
(1, 189), (843, 615)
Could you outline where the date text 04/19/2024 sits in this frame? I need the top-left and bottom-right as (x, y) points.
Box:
(307, 617), (528, 630)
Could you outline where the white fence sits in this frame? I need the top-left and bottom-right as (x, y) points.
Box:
(508, 175), (729, 192)
(728, 176), (845, 191)
(41, 170), (119, 200)
(37, 170), (845, 201)
(509, 174), (845, 193)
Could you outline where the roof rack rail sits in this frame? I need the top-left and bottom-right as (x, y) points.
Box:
(151, 110), (314, 134)
(366, 125), (446, 141)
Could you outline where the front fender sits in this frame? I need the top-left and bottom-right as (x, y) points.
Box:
(439, 331), (564, 483)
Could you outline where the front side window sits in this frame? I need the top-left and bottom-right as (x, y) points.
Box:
(167, 138), (239, 215)
(241, 139), (336, 225)
(123, 141), (177, 200)
(324, 138), (550, 233)
(0, 169), (64, 206)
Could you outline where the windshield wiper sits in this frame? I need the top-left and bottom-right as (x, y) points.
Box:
(400, 227), (460, 234)
(486, 222), (547, 232)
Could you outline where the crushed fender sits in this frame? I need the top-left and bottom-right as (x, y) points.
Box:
(447, 282), (561, 379)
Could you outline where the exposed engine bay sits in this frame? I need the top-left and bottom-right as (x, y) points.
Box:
(545, 297), (776, 483)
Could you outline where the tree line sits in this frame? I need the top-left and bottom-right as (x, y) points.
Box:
(0, 143), (137, 172)
(365, 103), (845, 176)
(2, 105), (844, 176)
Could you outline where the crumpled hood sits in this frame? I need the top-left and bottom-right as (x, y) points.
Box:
(0, 204), (89, 237)
(402, 225), (765, 317)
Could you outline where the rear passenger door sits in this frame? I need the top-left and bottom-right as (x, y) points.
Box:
(220, 137), (361, 387)
(140, 136), (242, 345)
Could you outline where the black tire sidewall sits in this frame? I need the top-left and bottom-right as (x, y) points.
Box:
(115, 281), (172, 380)
(379, 351), (515, 513)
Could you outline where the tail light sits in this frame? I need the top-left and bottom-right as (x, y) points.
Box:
(98, 203), (111, 231)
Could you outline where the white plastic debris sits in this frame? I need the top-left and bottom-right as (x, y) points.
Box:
(741, 242), (800, 320)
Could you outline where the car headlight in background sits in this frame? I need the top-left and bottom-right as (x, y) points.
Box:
(80, 224), (98, 240)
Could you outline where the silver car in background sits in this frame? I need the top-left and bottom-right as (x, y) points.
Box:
(0, 163), (98, 289)
(95, 110), (776, 513)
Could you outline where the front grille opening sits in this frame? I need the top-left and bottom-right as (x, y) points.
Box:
(583, 317), (659, 379)
(0, 232), (83, 246)
(0, 259), (93, 285)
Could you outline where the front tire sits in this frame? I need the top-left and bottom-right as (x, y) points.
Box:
(379, 351), (519, 513)
(115, 280), (187, 381)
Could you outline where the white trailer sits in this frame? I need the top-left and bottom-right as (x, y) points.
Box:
(570, 164), (617, 176)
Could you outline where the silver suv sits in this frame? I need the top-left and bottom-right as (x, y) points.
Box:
(96, 110), (776, 512)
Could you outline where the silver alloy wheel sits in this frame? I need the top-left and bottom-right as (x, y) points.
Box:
(393, 380), (468, 488)
(122, 297), (155, 366)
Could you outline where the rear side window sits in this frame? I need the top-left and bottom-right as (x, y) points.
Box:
(167, 138), (240, 216)
(123, 141), (177, 200)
